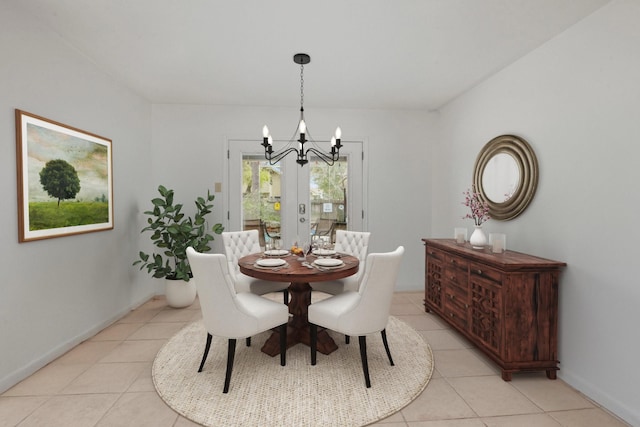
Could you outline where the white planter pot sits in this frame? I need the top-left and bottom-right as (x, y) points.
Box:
(165, 278), (197, 308)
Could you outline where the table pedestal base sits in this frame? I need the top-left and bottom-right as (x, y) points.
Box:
(261, 281), (338, 356)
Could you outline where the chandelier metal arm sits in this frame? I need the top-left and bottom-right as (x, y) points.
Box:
(261, 142), (299, 166)
(306, 147), (339, 166)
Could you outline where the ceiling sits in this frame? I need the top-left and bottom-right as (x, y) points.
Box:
(14, 0), (610, 111)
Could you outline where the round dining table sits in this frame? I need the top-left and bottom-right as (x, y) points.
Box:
(238, 251), (359, 356)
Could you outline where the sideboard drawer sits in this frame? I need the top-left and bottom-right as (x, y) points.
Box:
(444, 302), (468, 329)
(446, 254), (468, 271)
(469, 262), (502, 284)
(426, 247), (446, 262)
(445, 267), (469, 293)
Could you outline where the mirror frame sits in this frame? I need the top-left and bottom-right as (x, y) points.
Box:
(473, 134), (538, 221)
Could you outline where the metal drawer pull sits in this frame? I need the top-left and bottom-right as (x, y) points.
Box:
(476, 269), (482, 275)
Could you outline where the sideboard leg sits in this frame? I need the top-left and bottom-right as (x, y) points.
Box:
(501, 370), (512, 381)
(546, 369), (557, 380)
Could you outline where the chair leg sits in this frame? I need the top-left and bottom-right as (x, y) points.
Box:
(381, 329), (395, 366)
(223, 339), (237, 393)
(283, 289), (289, 305)
(198, 333), (212, 372)
(279, 323), (287, 366)
(358, 336), (371, 388)
(345, 335), (350, 344)
(310, 323), (318, 365)
(246, 337), (251, 347)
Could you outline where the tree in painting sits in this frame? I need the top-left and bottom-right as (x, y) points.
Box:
(39, 159), (81, 207)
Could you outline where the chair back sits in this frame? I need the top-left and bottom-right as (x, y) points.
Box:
(334, 230), (370, 264)
(222, 230), (262, 279)
(186, 247), (255, 338)
(348, 246), (404, 333)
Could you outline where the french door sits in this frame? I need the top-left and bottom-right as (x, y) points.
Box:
(227, 139), (365, 248)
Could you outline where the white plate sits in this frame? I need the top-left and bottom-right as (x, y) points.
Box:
(313, 249), (337, 256)
(256, 258), (286, 267)
(264, 249), (289, 257)
(313, 258), (344, 267)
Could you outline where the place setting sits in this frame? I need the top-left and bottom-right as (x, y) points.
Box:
(309, 257), (344, 269)
(255, 258), (288, 268)
(254, 256), (289, 270)
(263, 239), (289, 257)
(259, 241), (291, 269)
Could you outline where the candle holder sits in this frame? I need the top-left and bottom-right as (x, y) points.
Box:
(489, 233), (507, 253)
(454, 227), (467, 244)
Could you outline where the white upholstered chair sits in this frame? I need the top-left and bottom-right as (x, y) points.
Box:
(310, 230), (371, 295)
(222, 230), (289, 304)
(309, 246), (405, 388)
(186, 247), (288, 393)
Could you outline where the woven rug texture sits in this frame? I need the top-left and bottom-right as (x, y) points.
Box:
(152, 316), (433, 427)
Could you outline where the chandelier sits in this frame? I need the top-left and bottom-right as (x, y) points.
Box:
(261, 53), (342, 166)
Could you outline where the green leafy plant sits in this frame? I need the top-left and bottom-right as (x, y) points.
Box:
(133, 185), (224, 281)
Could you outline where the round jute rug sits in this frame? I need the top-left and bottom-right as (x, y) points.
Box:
(152, 316), (433, 427)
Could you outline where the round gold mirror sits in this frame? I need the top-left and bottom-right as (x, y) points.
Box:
(473, 135), (538, 221)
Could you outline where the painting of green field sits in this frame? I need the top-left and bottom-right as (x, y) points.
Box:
(29, 201), (109, 230)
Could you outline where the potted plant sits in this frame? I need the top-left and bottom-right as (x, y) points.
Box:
(133, 185), (224, 307)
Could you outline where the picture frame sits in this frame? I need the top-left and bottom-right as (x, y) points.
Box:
(15, 110), (113, 242)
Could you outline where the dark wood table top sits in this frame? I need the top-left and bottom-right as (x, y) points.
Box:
(238, 252), (359, 283)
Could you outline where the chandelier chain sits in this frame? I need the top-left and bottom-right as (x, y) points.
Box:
(300, 64), (304, 110)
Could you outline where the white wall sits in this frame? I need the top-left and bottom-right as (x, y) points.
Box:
(0, 2), (155, 392)
(150, 104), (434, 291)
(433, 1), (640, 425)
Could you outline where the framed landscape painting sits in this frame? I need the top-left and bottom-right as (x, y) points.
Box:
(15, 110), (113, 242)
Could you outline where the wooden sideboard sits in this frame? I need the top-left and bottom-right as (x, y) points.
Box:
(422, 238), (566, 381)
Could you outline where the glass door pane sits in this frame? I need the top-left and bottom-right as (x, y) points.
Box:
(241, 156), (282, 248)
(308, 156), (347, 246)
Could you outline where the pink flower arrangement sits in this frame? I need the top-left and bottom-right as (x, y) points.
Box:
(462, 185), (490, 226)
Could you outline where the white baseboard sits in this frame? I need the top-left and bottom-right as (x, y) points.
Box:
(0, 292), (155, 394)
(559, 369), (638, 427)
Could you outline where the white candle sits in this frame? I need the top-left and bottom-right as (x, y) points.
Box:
(491, 233), (506, 253)
(454, 227), (467, 244)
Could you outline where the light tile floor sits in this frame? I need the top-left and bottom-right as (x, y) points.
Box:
(0, 292), (630, 427)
